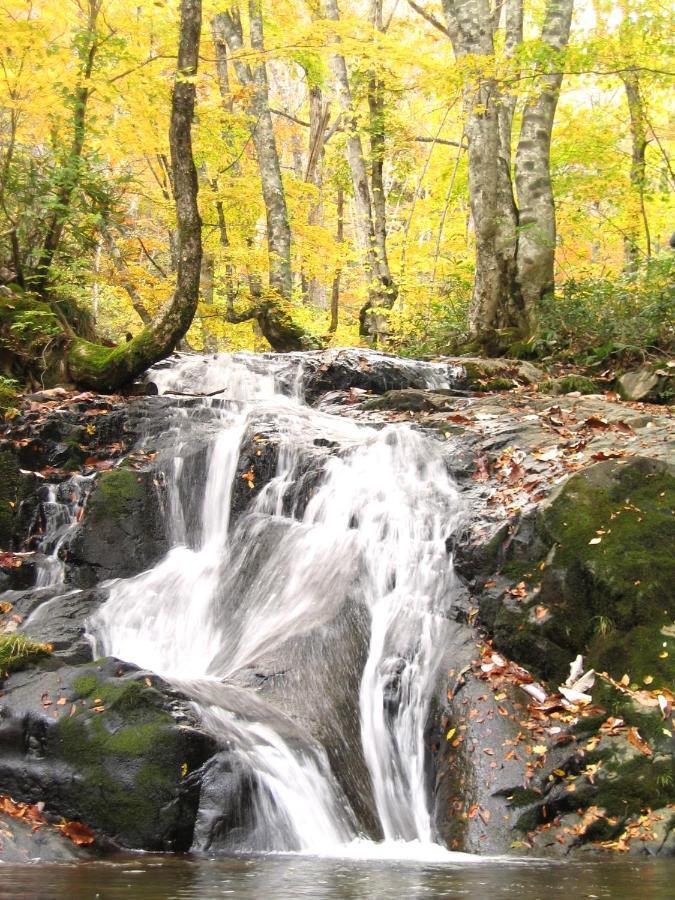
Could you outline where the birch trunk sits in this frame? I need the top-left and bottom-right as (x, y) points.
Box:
(216, 3), (292, 300)
(620, 69), (650, 272)
(322, 0), (396, 337)
(515, 0), (574, 318)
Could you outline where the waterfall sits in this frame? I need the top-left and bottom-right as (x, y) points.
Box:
(89, 352), (465, 858)
(34, 476), (93, 587)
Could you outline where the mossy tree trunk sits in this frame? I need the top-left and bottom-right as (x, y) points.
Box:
(67, 0), (203, 391)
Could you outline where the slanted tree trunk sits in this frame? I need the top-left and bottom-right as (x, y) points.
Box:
(621, 69), (650, 273)
(212, 4), (322, 350)
(67, 0), (203, 390)
(321, 0), (397, 338)
(436, 0), (573, 352)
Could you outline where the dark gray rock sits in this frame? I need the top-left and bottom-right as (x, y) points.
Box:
(65, 467), (169, 586)
(0, 658), (218, 852)
(0, 810), (95, 863)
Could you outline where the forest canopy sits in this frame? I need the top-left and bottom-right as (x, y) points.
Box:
(0, 0), (672, 382)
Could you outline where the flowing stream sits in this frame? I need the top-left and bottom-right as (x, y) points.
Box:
(88, 352), (465, 859)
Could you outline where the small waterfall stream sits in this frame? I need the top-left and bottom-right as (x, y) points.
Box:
(88, 352), (466, 858)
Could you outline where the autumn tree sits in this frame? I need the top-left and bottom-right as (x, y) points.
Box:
(68, 0), (203, 389)
(321, 0), (398, 338)
(406, 0), (574, 351)
(211, 2), (322, 351)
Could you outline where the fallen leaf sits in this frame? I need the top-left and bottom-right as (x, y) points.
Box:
(58, 821), (95, 846)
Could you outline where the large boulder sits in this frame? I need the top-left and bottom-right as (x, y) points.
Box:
(482, 457), (674, 688)
(65, 467), (169, 585)
(0, 658), (217, 852)
(617, 366), (672, 403)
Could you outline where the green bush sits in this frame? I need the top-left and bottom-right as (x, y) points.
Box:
(531, 255), (674, 366)
(389, 275), (472, 358)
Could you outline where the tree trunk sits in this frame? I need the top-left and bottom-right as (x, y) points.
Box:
(67, 0), (203, 390)
(329, 185), (344, 333)
(199, 252), (219, 352)
(215, 4), (292, 300)
(102, 226), (152, 326)
(515, 0), (574, 318)
(212, 5), (322, 352)
(367, 0), (397, 308)
(321, 0), (396, 337)
(439, 0), (573, 351)
(303, 84), (329, 308)
(621, 69), (650, 273)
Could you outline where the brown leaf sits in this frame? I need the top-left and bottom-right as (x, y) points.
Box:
(58, 820), (96, 846)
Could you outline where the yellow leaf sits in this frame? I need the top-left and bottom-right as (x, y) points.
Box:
(446, 727), (456, 742)
(532, 745), (547, 755)
(180, 762), (188, 777)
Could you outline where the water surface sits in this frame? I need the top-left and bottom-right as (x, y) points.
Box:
(1, 853), (670, 900)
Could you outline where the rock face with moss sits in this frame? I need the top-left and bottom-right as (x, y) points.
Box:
(489, 457), (674, 687)
(0, 658), (217, 850)
(66, 467), (169, 585)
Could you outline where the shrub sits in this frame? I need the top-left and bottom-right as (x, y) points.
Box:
(531, 255), (674, 366)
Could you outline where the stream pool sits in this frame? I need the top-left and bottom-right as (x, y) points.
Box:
(0, 854), (671, 899)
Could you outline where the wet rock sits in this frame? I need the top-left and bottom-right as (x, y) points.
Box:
(433, 664), (533, 854)
(65, 467), (169, 586)
(191, 753), (258, 852)
(301, 348), (453, 401)
(18, 588), (106, 664)
(0, 810), (95, 862)
(0, 658), (218, 851)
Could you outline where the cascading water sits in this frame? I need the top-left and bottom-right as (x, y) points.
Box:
(89, 351), (466, 858)
(34, 476), (93, 587)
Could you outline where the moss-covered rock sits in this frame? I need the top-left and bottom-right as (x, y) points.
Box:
(0, 449), (35, 549)
(0, 659), (218, 850)
(66, 467), (169, 585)
(540, 375), (598, 395)
(491, 457), (675, 687)
(362, 388), (455, 412)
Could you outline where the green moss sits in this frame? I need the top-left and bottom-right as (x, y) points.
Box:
(595, 754), (675, 817)
(72, 675), (99, 698)
(489, 458), (675, 688)
(0, 449), (21, 546)
(0, 634), (51, 677)
(540, 375), (598, 395)
(0, 378), (19, 415)
(88, 468), (144, 521)
(484, 377), (514, 391)
(536, 459), (675, 685)
(54, 675), (184, 841)
(72, 674), (162, 714)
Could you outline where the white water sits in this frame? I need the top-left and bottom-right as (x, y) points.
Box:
(34, 477), (93, 587)
(89, 352), (466, 859)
